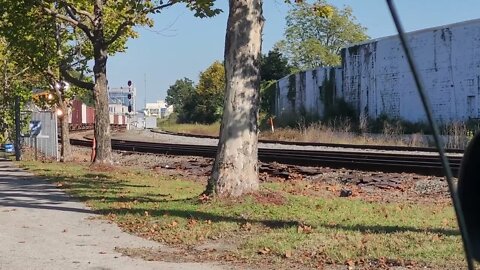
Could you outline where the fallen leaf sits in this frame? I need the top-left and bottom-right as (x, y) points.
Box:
(187, 218), (197, 227)
(241, 222), (252, 231)
(169, 220), (178, 228)
(258, 247), (271, 255)
(297, 224), (313, 234)
(198, 194), (210, 203)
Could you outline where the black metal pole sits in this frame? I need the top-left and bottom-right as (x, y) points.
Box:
(386, 1), (475, 269)
(14, 95), (21, 161)
(34, 137), (38, 161)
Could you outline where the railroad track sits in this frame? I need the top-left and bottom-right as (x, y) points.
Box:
(152, 129), (465, 154)
(70, 138), (463, 177)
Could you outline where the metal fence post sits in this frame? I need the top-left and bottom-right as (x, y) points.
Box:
(14, 95), (21, 161)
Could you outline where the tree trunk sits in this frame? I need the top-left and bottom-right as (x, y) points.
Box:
(206, 0), (264, 197)
(92, 0), (112, 164)
(92, 50), (112, 164)
(59, 101), (71, 162)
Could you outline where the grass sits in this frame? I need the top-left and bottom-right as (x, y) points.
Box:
(156, 122), (429, 147)
(157, 122), (220, 137)
(19, 161), (467, 269)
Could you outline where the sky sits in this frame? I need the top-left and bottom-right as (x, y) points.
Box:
(107, 0), (480, 109)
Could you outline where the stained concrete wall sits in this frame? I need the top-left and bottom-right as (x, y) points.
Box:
(275, 67), (341, 120)
(276, 18), (480, 124)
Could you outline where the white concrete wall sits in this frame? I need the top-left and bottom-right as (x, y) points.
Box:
(342, 19), (480, 123)
(276, 67), (339, 119)
(276, 19), (480, 124)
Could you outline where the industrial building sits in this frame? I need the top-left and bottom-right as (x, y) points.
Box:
(275, 18), (480, 124)
(144, 100), (173, 118)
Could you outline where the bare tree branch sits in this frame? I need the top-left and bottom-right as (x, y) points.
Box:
(61, 1), (95, 25)
(12, 67), (29, 79)
(105, 1), (176, 46)
(105, 20), (132, 46)
(42, 5), (94, 41)
(60, 65), (94, 90)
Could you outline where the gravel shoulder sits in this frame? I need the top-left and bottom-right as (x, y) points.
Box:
(0, 158), (223, 270)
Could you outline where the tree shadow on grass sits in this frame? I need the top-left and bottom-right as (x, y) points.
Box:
(97, 207), (301, 229)
(95, 206), (460, 236)
(10, 170), (460, 237)
(321, 223), (459, 237)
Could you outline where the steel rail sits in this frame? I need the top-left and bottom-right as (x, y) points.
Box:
(71, 138), (462, 176)
(151, 129), (466, 154)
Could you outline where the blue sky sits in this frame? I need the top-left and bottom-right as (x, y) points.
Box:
(107, 0), (480, 108)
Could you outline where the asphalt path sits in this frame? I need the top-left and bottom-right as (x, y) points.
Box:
(0, 158), (223, 270)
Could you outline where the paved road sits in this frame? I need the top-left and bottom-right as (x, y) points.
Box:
(0, 158), (223, 270)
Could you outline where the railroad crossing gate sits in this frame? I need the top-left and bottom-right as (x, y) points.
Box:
(23, 110), (58, 160)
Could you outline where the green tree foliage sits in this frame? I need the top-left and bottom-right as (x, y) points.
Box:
(260, 48), (292, 82)
(0, 39), (34, 143)
(260, 49), (292, 114)
(165, 78), (195, 111)
(0, 0), (221, 163)
(277, 0), (368, 70)
(194, 60), (225, 122)
(165, 77), (196, 120)
(169, 61), (225, 124)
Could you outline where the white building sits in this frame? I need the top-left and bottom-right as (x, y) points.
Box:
(108, 103), (129, 115)
(276, 18), (480, 124)
(144, 100), (173, 118)
(108, 86), (136, 113)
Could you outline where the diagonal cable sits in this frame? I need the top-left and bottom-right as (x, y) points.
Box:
(385, 0), (475, 269)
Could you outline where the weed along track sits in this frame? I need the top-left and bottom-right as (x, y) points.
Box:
(70, 138), (462, 177)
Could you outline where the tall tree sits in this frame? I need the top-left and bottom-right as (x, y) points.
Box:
(260, 48), (292, 82)
(167, 62), (225, 124)
(206, 0), (334, 197)
(206, 0), (264, 196)
(195, 60), (225, 123)
(165, 77), (196, 114)
(0, 38), (36, 145)
(0, 2), (90, 162)
(276, 0), (368, 70)
(5, 0), (220, 164)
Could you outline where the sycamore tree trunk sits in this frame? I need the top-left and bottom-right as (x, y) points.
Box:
(206, 0), (264, 197)
(59, 101), (71, 162)
(92, 1), (112, 164)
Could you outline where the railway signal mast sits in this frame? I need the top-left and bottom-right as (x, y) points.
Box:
(127, 80), (133, 130)
(127, 80), (133, 113)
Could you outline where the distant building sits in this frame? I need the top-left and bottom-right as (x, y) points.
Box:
(108, 103), (129, 115)
(144, 100), (173, 118)
(108, 86), (136, 113)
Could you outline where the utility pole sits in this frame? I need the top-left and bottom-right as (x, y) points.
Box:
(14, 95), (21, 161)
(144, 73), (147, 110)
